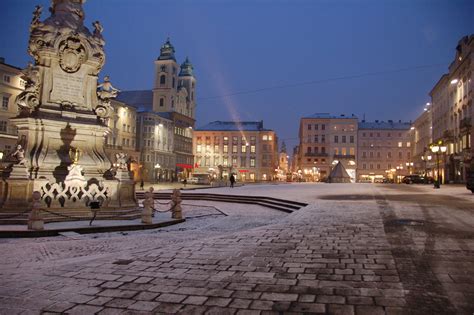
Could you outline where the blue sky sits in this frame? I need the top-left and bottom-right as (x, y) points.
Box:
(1, 0), (473, 149)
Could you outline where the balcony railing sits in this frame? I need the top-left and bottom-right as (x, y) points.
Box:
(333, 154), (355, 159)
(304, 152), (328, 157)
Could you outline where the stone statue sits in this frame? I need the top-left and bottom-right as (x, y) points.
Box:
(16, 62), (41, 114)
(115, 152), (128, 170)
(97, 76), (120, 100)
(10, 145), (27, 166)
(142, 187), (154, 224)
(171, 189), (183, 219)
(28, 191), (44, 230)
(31, 5), (42, 28)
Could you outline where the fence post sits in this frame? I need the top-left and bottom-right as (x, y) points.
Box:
(171, 189), (183, 220)
(27, 191), (44, 230)
(142, 187), (154, 224)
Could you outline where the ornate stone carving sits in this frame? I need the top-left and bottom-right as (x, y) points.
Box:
(10, 145), (28, 166)
(115, 152), (128, 170)
(96, 75), (120, 119)
(59, 36), (86, 73)
(16, 62), (41, 114)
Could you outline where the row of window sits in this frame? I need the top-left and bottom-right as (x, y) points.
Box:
(307, 124), (326, 131)
(196, 156), (258, 168)
(361, 132), (404, 138)
(196, 135), (272, 145)
(361, 163), (397, 170)
(361, 151), (411, 159)
(359, 141), (411, 148)
(197, 144), (257, 154)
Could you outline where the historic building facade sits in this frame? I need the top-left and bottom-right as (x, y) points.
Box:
(119, 38), (196, 181)
(0, 58), (23, 160)
(429, 35), (473, 183)
(357, 120), (413, 183)
(193, 121), (278, 182)
(298, 113), (358, 182)
(412, 105), (433, 176)
(105, 100), (140, 179)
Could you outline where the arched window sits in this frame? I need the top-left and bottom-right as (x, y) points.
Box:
(159, 98), (164, 107)
(160, 75), (166, 85)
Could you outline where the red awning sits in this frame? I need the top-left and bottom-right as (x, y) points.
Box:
(176, 163), (193, 169)
(239, 170), (249, 173)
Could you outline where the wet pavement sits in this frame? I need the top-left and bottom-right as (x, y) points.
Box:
(0, 183), (473, 314)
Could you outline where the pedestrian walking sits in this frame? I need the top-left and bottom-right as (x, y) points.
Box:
(230, 173), (235, 188)
(140, 179), (144, 190)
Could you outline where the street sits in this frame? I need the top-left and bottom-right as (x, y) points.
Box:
(0, 183), (473, 314)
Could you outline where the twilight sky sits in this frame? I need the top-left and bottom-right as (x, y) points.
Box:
(1, 0), (473, 149)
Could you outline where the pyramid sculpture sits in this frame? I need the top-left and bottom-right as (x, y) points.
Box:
(328, 161), (351, 183)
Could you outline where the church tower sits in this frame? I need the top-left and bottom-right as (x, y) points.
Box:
(178, 57), (196, 119)
(153, 38), (179, 112)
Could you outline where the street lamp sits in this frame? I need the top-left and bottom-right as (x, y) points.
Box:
(431, 144), (447, 188)
(405, 162), (414, 174)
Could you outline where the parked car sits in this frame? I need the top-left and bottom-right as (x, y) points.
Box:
(402, 175), (434, 184)
(187, 177), (199, 184)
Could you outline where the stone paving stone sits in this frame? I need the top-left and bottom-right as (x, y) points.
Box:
(327, 304), (355, 315)
(249, 300), (274, 310)
(100, 281), (123, 289)
(41, 301), (76, 313)
(105, 298), (136, 308)
(155, 293), (187, 303)
(87, 296), (114, 306)
(260, 292), (298, 302)
(347, 296), (374, 305)
(154, 302), (183, 313)
(374, 297), (406, 307)
(182, 295), (208, 305)
(287, 302), (325, 313)
(229, 298), (252, 308)
(177, 305), (209, 314)
(66, 304), (104, 315)
(97, 307), (125, 315)
(127, 301), (160, 312)
(133, 291), (160, 301)
(316, 294), (346, 304)
(355, 305), (385, 315)
(235, 310), (262, 315)
(98, 289), (137, 299)
(205, 297), (232, 307)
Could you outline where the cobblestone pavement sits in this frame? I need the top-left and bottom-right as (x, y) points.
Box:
(0, 183), (473, 314)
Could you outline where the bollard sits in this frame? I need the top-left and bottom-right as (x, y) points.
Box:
(142, 187), (154, 224)
(27, 191), (44, 230)
(171, 188), (183, 220)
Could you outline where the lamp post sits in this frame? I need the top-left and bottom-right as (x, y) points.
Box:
(431, 144), (447, 188)
(421, 154), (432, 176)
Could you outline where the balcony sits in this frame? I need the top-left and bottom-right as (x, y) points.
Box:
(304, 152), (328, 157)
(333, 154), (355, 160)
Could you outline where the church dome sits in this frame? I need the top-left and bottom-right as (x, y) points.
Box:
(158, 38), (176, 61)
(179, 57), (193, 77)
